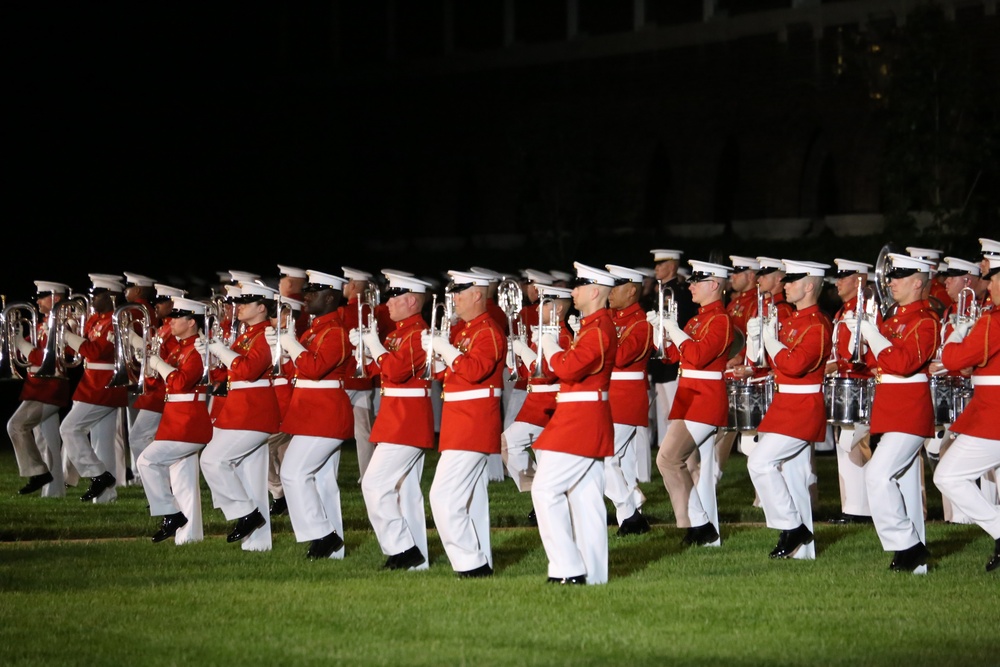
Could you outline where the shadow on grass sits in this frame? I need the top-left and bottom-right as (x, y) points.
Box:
(929, 523), (987, 565)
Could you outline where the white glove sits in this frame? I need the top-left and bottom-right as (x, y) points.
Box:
(512, 338), (537, 367)
(208, 340), (239, 368)
(146, 354), (175, 381)
(420, 329), (433, 357)
(264, 326), (281, 365)
(432, 336), (461, 369)
(362, 330), (388, 363)
(280, 331), (306, 362)
(567, 314), (581, 335)
(13, 323), (34, 358)
(645, 311), (664, 349)
(839, 317), (858, 356)
(745, 318), (761, 362)
(128, 330), (145, 354)
(663, 318), (690, 346)
(530, 326), (540, 347)
(858, 319), (891, 358)
(348, 328), (361, 347)
(945, 320), (973, 345)
(193, 335), (208, 357)
(762, 319), (786, 358)
(63, 330), (86, 353)
(538, 333), (563, 368)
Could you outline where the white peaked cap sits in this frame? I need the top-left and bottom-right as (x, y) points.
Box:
(341, 266), (373, 281)
(688, 260), (732, 280)
(229, 270), (261, 284)
(906, 246), (942, 260)
(91, 277), (124, 293)
(633, 266), (656, 278)
(573, 261), (617, 287)
(382, 270), (433, 294)
(89, 273), (122, 283)
(447, 270), (493, 287)
(381, 268), (415, 277)
(169, 297), (207, 317)
(979, 238), (1000, 256)
(834, 258), (874, 274)
(279, 295), (305, 311)
(469, 266), (504, 282)
(651, 249), (683, 262)
(549, 269), (573, 282)
(756, 257), (785, 272)
(523, 269), (555, 284)
(942, 257), (981, 277)
(781, 259), (830, 279)
(154, 283), (187, 298)
(887, 253), (937, 273)
(730, 256), (761, 271)
(986, 257), (1000, 276)
(277, 264), (307, 279)
(223, 284), (242, 298)
(605, 264), (646, 284)
(123, 272), (156, 287)
(237, 282), (277, 300)
(538, 285), (573, 299)
(307, 270), (348, 290)
(34, 281), (70, 295)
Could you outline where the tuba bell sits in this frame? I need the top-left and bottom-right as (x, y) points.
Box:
(1, 298), (40, 380)
(35, 294), (88, 379)
(107, 302), (153, 393)
(873, 242), (902, 318)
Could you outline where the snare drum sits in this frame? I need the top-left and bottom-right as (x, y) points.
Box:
(824, 376), (872, 426)
(726, 378), (773, 432)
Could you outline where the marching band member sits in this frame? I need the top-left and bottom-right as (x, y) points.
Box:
(504, 269), (550, 435)
(422, 269), (507, 578)
(59, 275), (129, 503)
(933, 255), (1000, 572)
(270, 270), (353, 560)
(7, 280), (72, 497)
(530, 262), (618, 585)
(197, 281), (281, 551)
(120, 272), (159, 485)
(905, 247), (949, 313)
(605, 264), (655, 536)
(650, 260), (733, 547)
(357, 270), (436, 571)
(978, 238), (999, 311)
(278, 264), (311, 337)
(136, 297), (213, 544)
(847, 253), (940, 574)
(825, 258), (876, 525)
(265, 292), (304, 518)
(746, 260), (833, 560)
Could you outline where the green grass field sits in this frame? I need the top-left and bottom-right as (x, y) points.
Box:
(1, 440), (997, 667)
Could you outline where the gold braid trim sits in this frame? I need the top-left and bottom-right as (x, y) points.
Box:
(699, 314), (731, 362)
(573, 327), (606, 377)
(620, 320), (653, 361)
(977, 315), (992, 368)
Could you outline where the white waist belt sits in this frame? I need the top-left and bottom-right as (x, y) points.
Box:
(229, 379), (272, 390)
(776, 384), (822, 394)
(28, 366), (41, 373)
(878, 374), (929, 384)
(972, 376), (1000, 387)
(444, 387), (502, 402)
(382, 387), (431, 397)
(165, 393), (207, 403)
(84, 362), (115, 371)
(680, 369), (723, 380)
(527, 384), (560, 393)
(611, 371), (645, 381)
(294, 379), (343, 389)
(557, 391), (608, 403)
(273, 378), (289, 387)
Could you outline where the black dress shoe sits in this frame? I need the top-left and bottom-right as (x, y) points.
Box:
(151, 512), (189, 543)
(80, 471), (116, 502)
(226, 509), (266, 543)
(269, 496), (288, 517)
(547, 575), (587, 585)
(527, 508), (538, 526)
(616, 510), (651, 537)
(386, 545), (425, 570)
(306, 530), (345, 559)
(457, 563), (493, 578)
(18, 471), (54, 495)
(691, 522), (720, 546)
(986, 539), (1000, 573)
(889, 541), (930, 572)
(769, 524), (814, 559)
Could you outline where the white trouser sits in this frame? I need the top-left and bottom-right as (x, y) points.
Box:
(347, 388), (374, 482)
(749, 433), (816, 559)
(815, 424), (836, 452)
(267, 431), (292, 499)
(136, 439), (205, 545)
(429, 450), (492, 573)
(361, 443), (429, 569)
(935, 432), (972, 523)
(934, 434), (1000, 540)
(200, 427), (270, 521)
(280, 435), (345, 558)
(501, 420), (543, 493)
(684, 420), (720, 535)
(532, 450), (608, 584)
(7, 400), (63, 497)
(59, 401), (119, 502)
(128, 409), (162, 485)
(493, 386), (528, 482)
(605, 423), (645, 524)
(836, 424), (872, 516)
(649, 380), (678, 482)
(866, 432), (926, 552)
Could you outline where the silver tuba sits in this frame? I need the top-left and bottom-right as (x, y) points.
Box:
(873, 242), (902, 318)
(35, 294), (88, 379)
(1, 298), (40, 380)
(107, 303), (153, 393)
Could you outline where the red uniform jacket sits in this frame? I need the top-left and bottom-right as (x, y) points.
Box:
(19, 316), (71, 407)
(929, 280), (953, 311)
(533, 308), (617, 458)
(513, 321), (572, 428)
(758, 304), (833, 442)
(941, 309), (999, 440)
(865, 300), (939, 437)
(153, 336), (213, 444)
(662, 300), (732, 427)
(726, 287), (757, 336)
(213, 320), (280, 433)
(609, 302), (653, 426)
(367, 313), (435, 449)
(280, 310), (354, 440)
(438, 311), (507, 454)
(72, 311), (128, 408)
